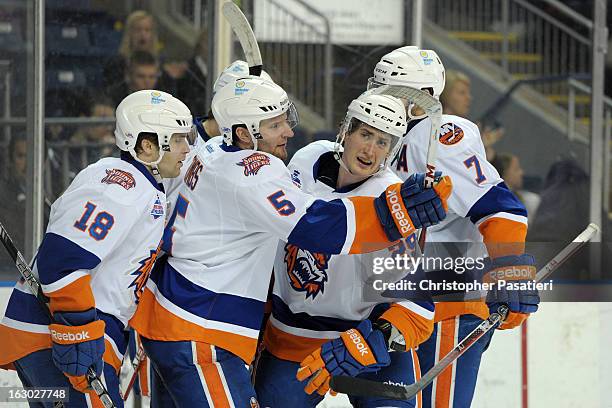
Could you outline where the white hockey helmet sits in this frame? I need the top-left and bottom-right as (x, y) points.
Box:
(336, 91), (408, 174)
(212, 76), (299, 149)
(368, 46), (446, 99)
(213, 60), (273, 95)
(115, 90), (193, 170)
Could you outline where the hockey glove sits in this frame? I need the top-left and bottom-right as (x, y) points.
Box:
(49, 308), (105, 392)
(296, 320), (391, 396)
(374, 172), (452, 241)
(485, 254), (540, 330)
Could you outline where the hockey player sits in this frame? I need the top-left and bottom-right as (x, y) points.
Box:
(254, 92), (436, 408)
(368, 46), (540, 407)
(129, 76), (452, 407)
(0, 90), (192, 407)
(193, 60), (273, 144)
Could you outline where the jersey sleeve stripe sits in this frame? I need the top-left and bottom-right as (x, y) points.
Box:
(466, 182), (527, 224)
(36, 232), (101, 285)
(40, 270), (88, 294)
(380, 303), (435, 350)
(45, 274), (95, 314)
(347, 196), (391, 254)
(263, 318), (330, 362)
(478, 217), (528, 258)
(340, 198), (356, 254)
(287, 198), (348, 255)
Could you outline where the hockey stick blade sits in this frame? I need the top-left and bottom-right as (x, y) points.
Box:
(222, 2), (263, 76)
(330, 223), (598, 400)
(0, 222), (117, 408)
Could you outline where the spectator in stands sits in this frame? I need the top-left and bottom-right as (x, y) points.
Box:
(528, 157), (589, 242)
(103, 10), (159, 88)
(106, 50), (160, 106)
(440, 70), (504, 161)
(0, 134), (27, 273)
(491, 152), (541, 223)
(70, 94), (116, 164)
(175, 29), (209, 115)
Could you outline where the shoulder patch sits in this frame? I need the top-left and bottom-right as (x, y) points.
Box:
(237, 153), (271, 176)
(150, 195), (165, 219)
(101, 169), (136, 190)
(439, 122), (465, 146)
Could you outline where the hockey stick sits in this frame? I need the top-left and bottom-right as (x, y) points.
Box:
(222, 1), (263, 76)
(0, 222), (116, 408)
(369, 84), (443, 253)
(369, 84), (442, 187)
(330, 223), (600, 400)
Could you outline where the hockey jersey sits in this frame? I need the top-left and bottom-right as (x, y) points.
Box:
(130, 139), (396, 364)
(0, 153), (167, 372)
(264, 141), (435, 362)
(394, 115), (527, 322)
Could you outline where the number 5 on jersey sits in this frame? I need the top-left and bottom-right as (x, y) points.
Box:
(268, 190), (295, 216)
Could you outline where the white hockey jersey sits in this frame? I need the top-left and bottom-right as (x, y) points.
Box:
(393, 115), (528, 321)
(0, 154), (167, 370)
(264, 141), (435, 362)
(131, 139), (396, 364)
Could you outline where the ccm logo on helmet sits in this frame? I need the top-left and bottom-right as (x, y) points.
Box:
(50, 330), (91, 342)
(386, 188), (413, 235)
(374, 112), (393, 124)
(346, 329), (371, 357)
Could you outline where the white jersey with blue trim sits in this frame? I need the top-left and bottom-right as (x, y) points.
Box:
(265, 141), (435, 362)
(393, 114), (528, 322)
(394, 115), (526, 255)
(0, 154), (166, 368)
(132, 138), (394, 363)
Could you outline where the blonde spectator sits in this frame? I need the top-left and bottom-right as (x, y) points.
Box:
(103, 10), (160, 87)
(118, 10), (159, 58)
(441, 69), (503, 160)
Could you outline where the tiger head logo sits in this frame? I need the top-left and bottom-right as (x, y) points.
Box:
(284, 243), (330, 299)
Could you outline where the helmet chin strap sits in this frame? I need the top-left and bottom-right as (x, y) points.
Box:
(130, 149), (165, 183)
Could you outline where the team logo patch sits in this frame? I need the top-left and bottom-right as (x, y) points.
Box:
(101, 169), (136, 190)
(237, 153), (271, 176)
(150, 196), (164, 219)
(284, 244), (330, 299)
(129, 244), (161, 303)
(235, 80), (250, 95)
(439, 122), (465, 145)
(151, 91), (166, 104)
(249, 397), (260, 408)
(420, 50), (433, 65)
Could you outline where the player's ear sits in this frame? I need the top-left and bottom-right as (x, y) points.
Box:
(234, 126), (252, 146)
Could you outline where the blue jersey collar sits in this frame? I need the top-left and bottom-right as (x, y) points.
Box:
(120, 151), (164, 192)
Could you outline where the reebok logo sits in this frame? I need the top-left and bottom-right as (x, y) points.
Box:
(386, 189), (412, 235)
(489, 265), (535, 281)
(50, 329), (91, 342)
(346, 329), (370, 357)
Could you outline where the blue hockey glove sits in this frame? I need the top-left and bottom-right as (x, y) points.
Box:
(49, 308), (105, 392)
(296, 320), (391, 396)
(485, 254), (540, 329)
(374, 172), (452, 241)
